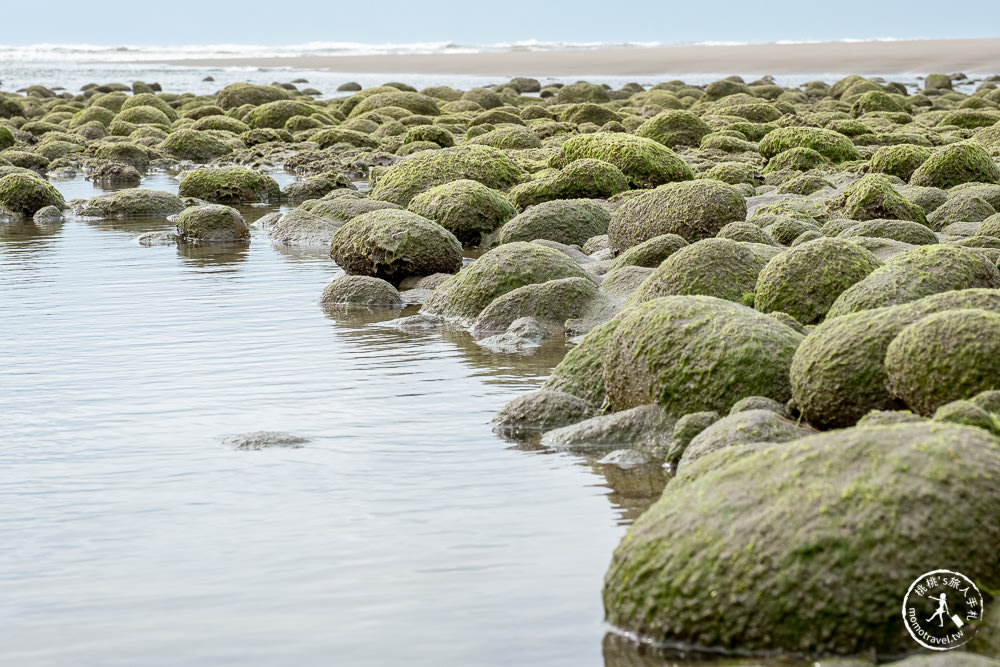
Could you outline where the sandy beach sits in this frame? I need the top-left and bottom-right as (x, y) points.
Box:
(150, 38), (1000, 77)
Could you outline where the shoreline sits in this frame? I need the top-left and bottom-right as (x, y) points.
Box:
(144, 38), (1000, 77)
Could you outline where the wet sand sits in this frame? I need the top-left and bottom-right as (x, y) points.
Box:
(149, 38), (1000, 77)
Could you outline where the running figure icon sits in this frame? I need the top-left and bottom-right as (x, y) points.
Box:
(927, 593), (949, 628)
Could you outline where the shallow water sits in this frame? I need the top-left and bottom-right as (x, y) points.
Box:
(0, 173), (684, 665)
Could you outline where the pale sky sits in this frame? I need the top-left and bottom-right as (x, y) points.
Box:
(2, 0), (998, 45)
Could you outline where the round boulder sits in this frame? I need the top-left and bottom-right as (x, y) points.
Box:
(319, 275), (403, 307)
(0, 172), (65, 216)
(175, 204), (249, 243)
(407, 179), (515, 246)
(494, 198), (611, 247)
(178, 166), (280, 204)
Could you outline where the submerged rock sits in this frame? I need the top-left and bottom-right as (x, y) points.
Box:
(319, 275), (403, 307)
(221, 431), (308, 450)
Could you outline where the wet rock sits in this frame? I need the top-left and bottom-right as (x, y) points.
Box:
(604, 295), (803, 414)
(729, 395), (791, 417)
(869, 143), (932, 181)
(329, 209), (462, 285)
(540, 319), (619, 407)
(604, 422), (1000, 656)
(508, 159), (628, 209)
(665, 410), (720, 465)
(910, 141), (1000, 189)
(927, 193), (996, 230)
(494, 198), (611, 248)
(759, 126), (861, 162)
(407, 179), (516, 246)
(541, 404), (675, 451)
(607, 233), (688, 270)
(677, 409), (816, 471)
(175, 204), (249, 243)
(932, 399), (1000, 435)
(280, 173), (356, 201)
(492, 390), (599, 437)
(754, 237), (882, 324)
(266, 208), (344, 246)
(833, 174), (927, 224)
(319, 275), (403, 307)
(471, 276), (600, 336)
(160, 128), (232, 162)
(84, 188), (185, 217)
(0, 172), (66, 216)
(635, 109), (712, 149)
(838, 219), (938, 246)
(32, 204), (63, 222)
(474, 317), (547, 353)
(608, 179), (746, 250)
(87, 160), (141, 186)
(550, 133), (693, 189)
(178, 166), (280, 204)
(222, 431), (307, 450)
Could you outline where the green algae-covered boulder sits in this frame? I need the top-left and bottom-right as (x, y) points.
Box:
(114, 105), (172, 128)
(311, 127), (379, 150)
(677, 408), (815, 471)
(466, 125), (542, 150)
(472, 276), (599, 334)
(329, 209), (462, 285)
(608, 179), (746, 250)
(838, 219), (939, 246)
(368, 144), (523, 206)
(550, 133), (693, 189)
(0, 125), (14, 151)
(755, 238), (883, 324)
(175, 204), (249, 243)
(85, 188), (185, 217)
(494, 198), (611, 247)
(910, 141), (1000, 189)
(869, 143), (933, 181)
(178, 166), (280, 204)
(627, 238), (768, 305)
(886, 309), (1000, 416)
(634, 110), (712, 149)
(319, 275), (403, 307)
(559, 102), (621, 126)
(349, 91), (441, 118)
(407, 179), (515, 246)
(423, 241), (591, 324)
(608, 233), (688, 271)
(265, 208), (346, 247)
(717, 221), (779, 245)
(928, 193), (996, 230)
(93, 142), (150, 171)
(508, 159), (628, 209)
(603, 295), (803, 413)
(216, 83), (290, 110)
(850, 89), (904, 116)
(762, 146), (829, 173)
(0, 172), (65, 216)
(556, 82), (611, 104)
(402, 124), (454, 148)
(834, 173), (927, 224)
(934, 399), (1000, 435)
(759, 126), (860, 162)
(604, 421), (1000, 657)
(160, 128), (232, 162)
(541, 319), (619, 406)
(790, 288), (1000, 428)
(191, 114), (250, 134)
(244, 100), (318, 129)
(827, 244), (1000, 317)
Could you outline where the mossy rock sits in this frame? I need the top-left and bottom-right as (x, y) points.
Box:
(114, 105), (172, 127)
(604, 421), (1000, 656)
(759, 126), (861, 162)
(716, 221), (779, 245)
(86, 188), (185, 217)
(833, 173), (927, 224)
(0, 172), (65, 216)
(886, 309), (1000, 415)
(850, 90), (904, 116)
(699, 133), (757, 153)
(763, 147), (830, 173)
(702, 161), (762, 186)
(608, 179), (746, 250)
(240, 128), (292, 146)
(88, 160), (141, 186)
(244, 100), (318, 130)
(677, 408), (815, 471)
(368, 144), (524, 206)
(508, 159), (628, 209)
(329, 209), (462, 285)
(938, 109), (1000, 129)
(92, 142), (149, 171)
(541, 319), (619, 406)
(910, 141), (1000, 189)
(494, 198), (611, 247)
(466, 125), (542, 150)
(703, 78), (750, 101)
(838, 219), (939, 245)
(775, 173), (834, 195)
(556, 82), (611, 104)
(402, 124), (454, 148)
(627, 238), (768, 305)
(407, 179), (515, 246)
(550, 133), (693, 189)
(791, 288), (1000, 428)
(927, 193), (996, 230)
(0, 125), (15, 151)
(472, 277), (600, 334)
(634, 110), (712, 149)
(828, 244), (1000, 317)
(665, 411), (720, 465)
(559, 103), (621, 126)
(933, 399), (1000, 436)
(311, 127), (379, 150)
(348, 91), (441, 118)
(754, 237), (883, 324)
(603, 295), (803, 413)
(178, 166), (280, 204)
(319, 275), (402, 307)
(120, 93), (177, 122)
(160, 128), (232, 162)
(608, 233), (688, 271)
(423, 241), (591, 324)
(299, 196), (400, 223)
(190, 114), (250, 134)
(280, 174), (355, 201)
(216, 83), (291, 110)
(175, 204), (249, 243)
(460, 88), (502, 110)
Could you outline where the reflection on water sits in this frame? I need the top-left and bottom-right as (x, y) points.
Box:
(2, 173), (683, 667)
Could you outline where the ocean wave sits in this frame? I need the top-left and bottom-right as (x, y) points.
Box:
(0, 38), (915, 62)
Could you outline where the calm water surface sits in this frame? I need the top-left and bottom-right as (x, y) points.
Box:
(0, 173), (680, 666)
